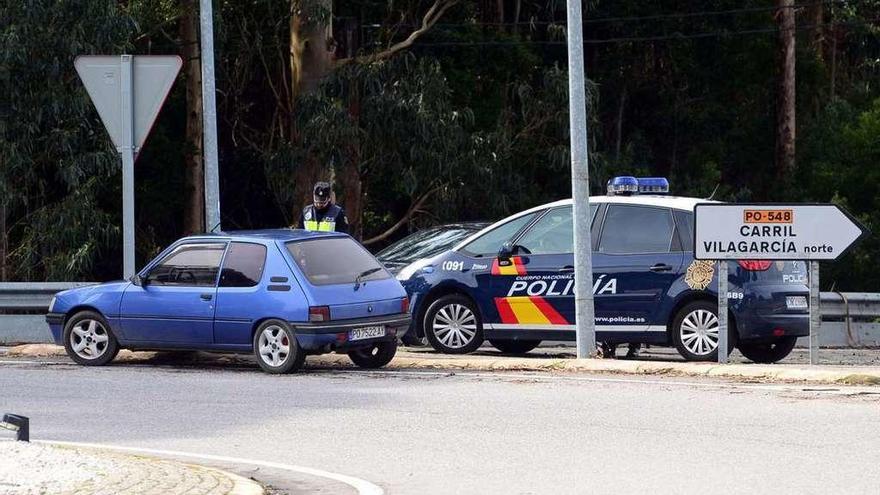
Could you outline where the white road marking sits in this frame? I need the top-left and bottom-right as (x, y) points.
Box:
(0, 360), (43, 365)
(35, 440), (383, 495)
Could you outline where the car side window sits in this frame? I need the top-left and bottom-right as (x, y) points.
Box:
(460, 213), (537, 257)
(147, 243), (226, 287)
(598, 205), (674, 254)
(516, 207), (573, 255)
(219, 242), (267, 288)
(673, 210), (694, 252)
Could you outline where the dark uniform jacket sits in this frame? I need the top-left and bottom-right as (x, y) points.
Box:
(298, 204), (349, 233)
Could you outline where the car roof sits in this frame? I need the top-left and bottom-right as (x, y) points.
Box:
(183, 229), (346, 243)
(452, 194), (719, 251)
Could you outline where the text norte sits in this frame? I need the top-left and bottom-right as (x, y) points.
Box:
(507, 275), (618, 297)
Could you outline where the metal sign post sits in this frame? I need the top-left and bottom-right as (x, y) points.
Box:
(565, 0), (597, 358)
(809, 261), (820, 365)
(694, 203), (869, 365)
(717, 260), (728, 364)
(75, 55), (182, 278)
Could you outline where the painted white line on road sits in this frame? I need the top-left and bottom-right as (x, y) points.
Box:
(326, 368), (879, 395)
(0, 360), (43, 365)
(36, 440), (383, 495)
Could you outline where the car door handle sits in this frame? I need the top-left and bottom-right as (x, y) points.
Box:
(200, 293), (213, 301)
(649, 263), (673, 272)
(559, 266), (575, 273)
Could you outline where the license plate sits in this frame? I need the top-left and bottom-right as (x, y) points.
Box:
(786, 296), (808, 310)
(349, 326), (386, 341)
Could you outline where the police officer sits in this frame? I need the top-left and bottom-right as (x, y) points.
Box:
(298, 181), (349, 234)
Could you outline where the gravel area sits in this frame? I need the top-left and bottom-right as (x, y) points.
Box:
(0, 441), (116, 494)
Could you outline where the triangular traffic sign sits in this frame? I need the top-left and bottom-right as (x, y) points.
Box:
(75, 55), (182, 152)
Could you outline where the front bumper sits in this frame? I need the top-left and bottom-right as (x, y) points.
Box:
(45, 312), (65, 344)
(291, 313), (411, 351)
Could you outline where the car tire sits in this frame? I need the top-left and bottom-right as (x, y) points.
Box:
(738, 337), (797, 363)
(348, 341), (398, 369)
(424, 294), (484, 354)
(489, 339), (541, 355)
(671, 301), (736, 362)
(253, 319), (305, 374)
(63, 310), (120, 366)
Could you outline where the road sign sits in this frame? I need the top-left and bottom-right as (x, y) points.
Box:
(75, 55), (181, 279)
(75, 55), (182, 152)
(694, 203), (869, 261)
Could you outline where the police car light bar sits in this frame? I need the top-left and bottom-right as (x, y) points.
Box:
(637, 177), (669, 195)
(607, 176), (639, 195)
(607, 176), (670, 195)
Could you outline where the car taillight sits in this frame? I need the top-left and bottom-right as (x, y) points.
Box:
(309, 306), (331, 322)
(737, 260), (772, 271)
(400, 297), (410, 313)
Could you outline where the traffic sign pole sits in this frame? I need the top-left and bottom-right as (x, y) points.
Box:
(809, 261), (820, 365)
(566, 0), (597, 359)
(717, 260), (728, 364)
(120, 55), (135, 279)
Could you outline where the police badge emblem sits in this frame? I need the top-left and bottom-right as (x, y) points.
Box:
(305, 210), (312, 220)
(685, 260), (715, 290)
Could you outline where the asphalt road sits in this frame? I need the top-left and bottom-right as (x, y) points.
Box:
(2, 359), (880, 494)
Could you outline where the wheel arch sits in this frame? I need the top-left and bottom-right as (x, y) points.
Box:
(65, 305), (106, 326)
(249, 317), (291, 344)
(666, 292), (739, 343)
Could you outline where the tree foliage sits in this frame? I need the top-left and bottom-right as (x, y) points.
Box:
(3, 0), (880, 290)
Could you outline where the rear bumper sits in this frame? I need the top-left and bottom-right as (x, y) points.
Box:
(291, 313), (411, 350)
(737, 312), (809, 341)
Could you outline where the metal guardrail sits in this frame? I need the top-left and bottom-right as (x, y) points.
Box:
(0, 283), (97, 344)
(0, 283), (878, 347)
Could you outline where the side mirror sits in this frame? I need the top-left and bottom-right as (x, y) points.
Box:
(498, 242), (515, 261)
(130, 274), (146, 286)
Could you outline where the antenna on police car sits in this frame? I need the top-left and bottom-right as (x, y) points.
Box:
(706, 183), (720, 200)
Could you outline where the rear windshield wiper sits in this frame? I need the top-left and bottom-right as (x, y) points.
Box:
(354, 267), (383, 290)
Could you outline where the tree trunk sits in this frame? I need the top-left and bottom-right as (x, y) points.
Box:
(810, 2), (824, 61)
(0, 202), (7, 281)
(290, 0), (336, 214)
(615, 86), (627, 163)
(180, 0), (205, 234)
(775, 0), (796, 182)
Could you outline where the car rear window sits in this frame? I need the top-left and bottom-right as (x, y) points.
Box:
(286, 237), (390, 286)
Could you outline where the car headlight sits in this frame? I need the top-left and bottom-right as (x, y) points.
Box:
(48, 296), (57, 313)
(397, 258), (433, 281)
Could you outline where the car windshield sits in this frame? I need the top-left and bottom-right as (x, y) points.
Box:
(377, 226), (484, 264)
(286, 237), (390, 286)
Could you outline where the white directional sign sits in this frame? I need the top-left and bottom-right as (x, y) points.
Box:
(74, 55), (182, 152)
(694, 203), (868, 261)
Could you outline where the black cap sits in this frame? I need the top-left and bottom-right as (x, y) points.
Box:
(313, 181), (331, 199)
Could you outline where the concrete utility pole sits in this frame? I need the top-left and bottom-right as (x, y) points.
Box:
(199, 0), (221, 232)
(566, 0), (597, 359)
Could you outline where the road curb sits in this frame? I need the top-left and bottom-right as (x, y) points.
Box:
(6, 343), (879, 385)
(307, 353), (880, 385)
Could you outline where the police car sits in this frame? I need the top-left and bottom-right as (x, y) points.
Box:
(397, 177), (810, 363)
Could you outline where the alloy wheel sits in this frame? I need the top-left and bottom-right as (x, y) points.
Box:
(258, 325), (290, 367)
(432, 303), (478, 349)
(69, 319), (110, 360)
(679, 309), (719, 356)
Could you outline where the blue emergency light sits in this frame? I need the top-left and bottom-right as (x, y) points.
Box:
(637, 177), (669, 194)
(607, 175), (669, 195)
(606, 176), (639, 195)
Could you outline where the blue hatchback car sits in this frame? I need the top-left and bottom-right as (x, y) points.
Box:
(397, 177), (810, 363)
(45, 230), (411, 373)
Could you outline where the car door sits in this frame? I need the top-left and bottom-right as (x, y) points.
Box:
(120, 242), (227, 343)
(492, 207), (576, 331)
(592, 204), (683, 336)
(213, 241), (269, 345)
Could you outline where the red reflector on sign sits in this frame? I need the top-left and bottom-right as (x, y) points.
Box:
(737, 260), (772, 271)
